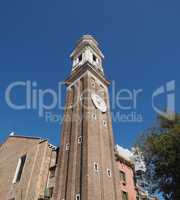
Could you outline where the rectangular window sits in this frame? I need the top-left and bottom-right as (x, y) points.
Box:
(122, 191), (128, 200)
(94, 162), (99, 172)
(76, 194), (80, 200)
(78, 136), (82, 144)
(107, 169), (112, 177)
(49, 166), (56, 178)
(120, 170), (126, 184)
(49, 187), (54, 198)
(44, 187), (54, 198)
(78, 54), (82, 62)
(93, 54), (97, 62)
(66, 143), (70, 151)
(13, 155), (26, 183)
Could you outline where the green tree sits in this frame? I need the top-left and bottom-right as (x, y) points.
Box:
(137, 114), (180, 200)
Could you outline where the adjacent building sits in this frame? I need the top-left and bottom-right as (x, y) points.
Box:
(115, 145), (159, 200)
(115, 145), (137, 200)
(0, 134), (57, 200)
(0, 134), (138, 200)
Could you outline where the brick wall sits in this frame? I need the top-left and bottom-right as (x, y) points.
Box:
(0, 136), (56, 200)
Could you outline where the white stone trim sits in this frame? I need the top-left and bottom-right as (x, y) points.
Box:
(67, 70), (107, 90)
(107, 169), (112, 177)
(76, 194), (80, 200)
(12, 158), (22, 183)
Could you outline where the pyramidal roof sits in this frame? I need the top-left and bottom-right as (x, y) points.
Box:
(70, 34), (104, 59)
(76, 34), (99, 46)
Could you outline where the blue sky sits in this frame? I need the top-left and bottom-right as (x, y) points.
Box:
(0, 0), (179, 151)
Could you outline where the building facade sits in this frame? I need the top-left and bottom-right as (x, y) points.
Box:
(0, 134), (57, 200)
(0, 134), (139, 200)
(115, 145), (138, 200)
(115, 145), (159, 200)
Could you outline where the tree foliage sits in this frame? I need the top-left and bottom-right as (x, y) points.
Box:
(137, 114), (180, 200)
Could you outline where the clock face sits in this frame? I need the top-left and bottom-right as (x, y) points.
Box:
(91, 93), (107, 113)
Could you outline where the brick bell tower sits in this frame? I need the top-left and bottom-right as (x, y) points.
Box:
(54, 35), (121, 200)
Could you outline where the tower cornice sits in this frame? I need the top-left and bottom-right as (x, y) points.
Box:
(65, 61), (110, 87)
(70, 40), (104, 60)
